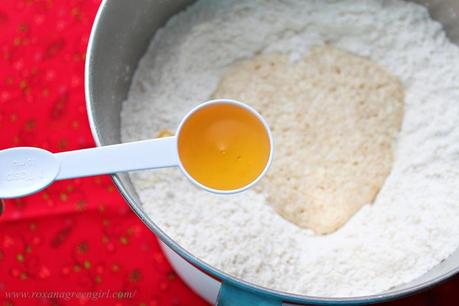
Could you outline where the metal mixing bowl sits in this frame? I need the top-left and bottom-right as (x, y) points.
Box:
(85, 0), (459, 304)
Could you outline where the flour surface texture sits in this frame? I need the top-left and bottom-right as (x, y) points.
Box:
(121, 0), (459, 297)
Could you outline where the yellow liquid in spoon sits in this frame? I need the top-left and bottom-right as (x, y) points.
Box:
(178, 103), (271, 191)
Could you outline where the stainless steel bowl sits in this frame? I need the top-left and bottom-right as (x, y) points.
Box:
(85, 0), (459, 304)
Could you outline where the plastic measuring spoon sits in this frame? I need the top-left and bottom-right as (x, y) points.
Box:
(0, 99), (273, 199)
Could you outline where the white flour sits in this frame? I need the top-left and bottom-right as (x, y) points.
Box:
(121, 0), (459, 297)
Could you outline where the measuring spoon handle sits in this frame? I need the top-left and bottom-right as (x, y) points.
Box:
(0, 137), (179, 199)
(56, 136), (178, 179)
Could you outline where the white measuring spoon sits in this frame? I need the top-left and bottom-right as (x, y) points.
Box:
(0, 99), (273, 199)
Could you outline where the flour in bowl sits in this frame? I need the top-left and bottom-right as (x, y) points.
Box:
(121, 0), (459, 297)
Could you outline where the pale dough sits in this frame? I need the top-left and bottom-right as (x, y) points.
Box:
(212, 46), (404, 234)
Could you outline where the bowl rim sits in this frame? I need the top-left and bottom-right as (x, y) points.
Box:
(84, 0), (459, 304)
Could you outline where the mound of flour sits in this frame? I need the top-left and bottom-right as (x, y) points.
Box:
(121, 0), (459, 297)
(213, 46), (404, 235)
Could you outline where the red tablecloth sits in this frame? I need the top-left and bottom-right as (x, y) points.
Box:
(0, 1), (458, 305)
